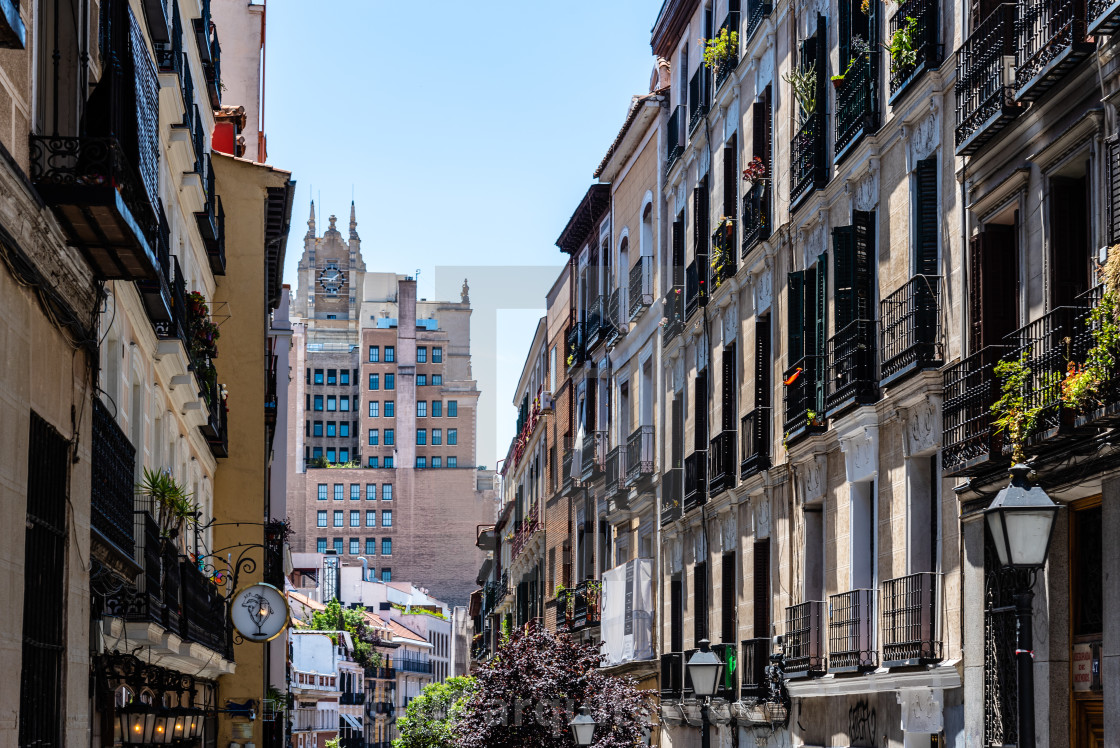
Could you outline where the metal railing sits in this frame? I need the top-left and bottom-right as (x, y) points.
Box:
(339, 692), (366, 706)
(606, 287), (623, 346)
(708, 429), (737, 496)
(790, 112), (826, 205)
(580, 430), (606, 480)
(689, 67), (710, 131)
(745, 0), (773, 42)
(881, 572), (942, 665)
(156, 0), (183, 75)
(740, 407), (771, 480)
(954, 4), (1019, 154)
(604, 446), (625, 500)
(660, 652), (685, 700)
(828, 588), (878, 671)
(625, 425), (655, 484)
(741, 181), (770, 257)
(714, 11), (741, 89)
(834, 53), (878, 158)
(1089, 0), (1120, 32)
(561, 445), (580, 495)
(629, 256), (654, 321)
(663, 284), (685, 342)
(661, 467), (683, 525)
(1015, 0), (1090, 101)
(396, 658), (433, 674)
(570, 581), (601, 630)
(740, 637), (770, 698)
(586, 295), (604, 350)
(91, 398), (136, 557)
(666, 105), (685, 172)
(783, 355), (825, 441)
(683, 451), (707, 512)
(826, 319), (879, 414)
(942, 345), (1010, 475)
(784, 601), (827, 677)
(567, 320), (585, 368)
(685, 259), (707, 319)
(880, 275), (942, 385)
(711, 223), (737, 288)
(889, 0), (943, 96)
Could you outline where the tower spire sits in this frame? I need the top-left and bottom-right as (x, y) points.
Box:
(349, 201), (359, 240)
(306, 200), (316, 238)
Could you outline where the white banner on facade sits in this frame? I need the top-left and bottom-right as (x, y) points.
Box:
(600, 558), (653, 666)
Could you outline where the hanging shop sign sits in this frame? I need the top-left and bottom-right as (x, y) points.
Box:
(230, 582), (290, 642)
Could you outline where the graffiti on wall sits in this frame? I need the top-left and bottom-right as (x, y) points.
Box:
(849, 699), (877, 748)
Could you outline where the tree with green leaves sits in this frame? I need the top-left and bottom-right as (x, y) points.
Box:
(306, 599), (382, 670)
(393, 676), (476, 748)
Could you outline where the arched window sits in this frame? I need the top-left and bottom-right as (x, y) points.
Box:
(619, 237), (630, 319)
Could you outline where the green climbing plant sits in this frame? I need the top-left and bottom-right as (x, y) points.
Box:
(886, 16), (919, 74)
(991, 352), (1059, 463)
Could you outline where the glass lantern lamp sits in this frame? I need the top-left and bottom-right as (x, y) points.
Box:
(118, 700), (155, 745)
(985, 464), (1059, 569)
(686, 640), (724, 698)
(569, 706), (597, 746)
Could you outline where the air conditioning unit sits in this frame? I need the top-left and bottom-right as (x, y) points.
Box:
(540, 391), (555, 412)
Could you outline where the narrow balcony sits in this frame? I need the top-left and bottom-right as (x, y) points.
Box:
(685, 259), (708, 320)
(834, 53), (879, 162)
(790, 112), (827, 207)
(708, 429), (737, 496)
(1015, 0), (1092, 102)
(941, 345), (1010, 476)
(879, 275), (943, 386)
(156, 0), (184, 75)
(91, 398), (136, 559)
(628, 256), (654, 322)
(954, 4), (1020, 156)
(689, 67), (711, 132)
(604, 446), (627, 508)
(714, 11), (741, 90)
(826, 319), (879, 416)
(200, 374), (228, 458)
(586, 295), (605, 351)
(783, 356), (826, 444)
(711, 223), (737, 290)
(1070, 285), (1120, 429)
(661, 467), (683, 525)
(510, 504), (540, 562)
(339, 692), (365, 706)
(561, 442), (581, 495)
(712, 642), (740, 700)
(740, 407), (771, 480)
(740, 637), (770, 699)
(666, 104), (685, 173)
(663, 283), (685, 342)
(683, 451), (707, 512)
(580, 429), (606, 481)
(396, 657), (433, 674)
(744, 0), (773, 42)
(741, 181), (770, 259)
(30, 135), (159, 280)
(881, 572), (942, 666)
(570, 581), (601, 630)
(195, 154), (226, 276)
(828, 588), (878, 672)
(1089, 0), (1120, 33)
(660, 652), (685, 700)
(625, 425), (655, 485)
(203, 22), (222, 108)
(888, 0), (944, 101)
(567, 320), (585, 368)
(155, 256), (189, 350)
(784, 600), (827, 678)
(605, 288), (623, 347)
(193, 0), (214, 64)
(136, 205), (175, 343)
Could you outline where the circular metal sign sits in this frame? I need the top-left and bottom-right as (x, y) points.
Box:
(230, 583), (290, 642)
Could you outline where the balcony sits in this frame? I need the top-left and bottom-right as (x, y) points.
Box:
(714, 11), (741, 90)
(136, 206), (174, 335)
(580, 429), (606, 481)
(156, 0), (184, 75)
(942, 346), (1010, 475)
(625, 425), (655, 485)
(888, 0), (944, 100)
(954, 4), (1020, 156)
(740, 408), (772, 480)
(790, 112), (827, 207)
(834, 54), (878, 162)
(203, 21), (222, 108)
(586, 295), (605, 351)
(91, 398), (136, 559)
(784, 601), (827, 677)
(879, 275), (943, 386)
(604, 446), (627, 508)
(740, 637), (770, 699)
(30, 135), (159, 280)
(660, 652), (685, 700)
(569, 580), (602, 630)
(711, 642), (739, 700)
(561, 444), (581, 495)
(339, 692), (366, 706)
(201, 375), (228, 458)
(510, 505), (540, 562)
(683, 451), (707, 512)
(372, 701), (394, 715)
(156, 255), (189, 351)
(605, 288), (623, 346)
(881, 572), (942, 666)
(783, 356), (826, 444)
(685, 259), (708, 320)
(828, 588), (878, 672)
(661, 467), (683, 525)
(711, 223), (737, 290)
(708, 429), (737, 496)
(396, 658), (433, 674)
(741, 181), (771, 259)
(689, 67), (710, 132)
(744, 0), (773, 42)
(826, 319), (879, 416)
(628, 256), (654, 322)
(1069, 286), (1120, 429)
(195, 154), (226, 276)
(663, 284), (685, 342)
(666, 105), (685, 173)
(1090, 0), (1120, 33)
(567, 320), (585, 369)
(1015, 0), (1092, 102)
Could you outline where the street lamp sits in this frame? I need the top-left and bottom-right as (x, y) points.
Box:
(686, 639), (724, 748)
(118, 700), (156, 745)
(569, 705), (597, 746)
(985, 463), (1059, 748)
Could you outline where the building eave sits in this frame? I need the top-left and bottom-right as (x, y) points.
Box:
(595, 93), (666, 182)
(555, 184), (611, 254)
(651, 0), (697, 59)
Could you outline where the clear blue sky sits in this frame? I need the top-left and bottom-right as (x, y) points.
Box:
(266, 0), (662, 463)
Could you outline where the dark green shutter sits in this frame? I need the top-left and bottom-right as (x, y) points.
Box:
(752, 538), (771, 638)
(787, 271), (805, 363)
(852, 210), (875, 322)
(694, 561), (709, 646)
(755, 315), (772, 409)
(915, 158), (939, 276)
(833, 226), (856, 330)
(673, 215), (685, 286)
(812, 256), (828, 413)
(1109, 138), (1120, 246)
(722, 342), (737, 431)
(694, 370), (709, 452)
(724, 134), (738, 219)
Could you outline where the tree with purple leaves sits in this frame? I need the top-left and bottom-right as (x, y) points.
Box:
(455, 624), (652, 747)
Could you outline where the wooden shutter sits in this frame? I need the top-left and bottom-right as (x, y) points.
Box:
(971, 225), (1018, 350)
(813, 255), (828, 360)
(673, 214), (685, 286)
(721, 552), (737, 644)
(586, 381), (597, 431)
(1109, 138), (1120, 246)
(671, 577), (684, 652)
(722, 342), (737, 431)
(755, 315), (772, 409)
(694, 370), (709, 452)
(852, 211), (875, 321)
(698, 176), (710, 260)
(753, 87), (773, 168)
(694, 561), (709, 646)
(915, 158), (939, 277)
(839, 0), (852, 69)
(752, 538), (771, 638)
(724, 133), (738, 219)
(814, 15), (828, 113)
(787, 271), (805, 363)
(1050, 175), (1090, 309)
(672, 393), (684, 468)
(833, 225), (856, 330)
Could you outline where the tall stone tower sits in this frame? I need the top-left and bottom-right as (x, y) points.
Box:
(294, 200), (367, 345)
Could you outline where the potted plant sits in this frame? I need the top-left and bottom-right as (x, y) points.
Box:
(136, 467), (198, 546)
(742, 156), (769, 184)
(701, 26), (740, 77)
(886, 16), (919, 75)
(783, 62), (817, 122)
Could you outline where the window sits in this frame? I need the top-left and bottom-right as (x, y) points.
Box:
(433, 374), (442, 386)
(340, 370), (350, 386)
(334, 484), (343, 501)
(448, 429), (458, 445)
(382, 484), (393, 500)
(367, 457), (378, 468)
(349, 538), (360, 555)
(382, 538), (393, 555)
(340, 422), (350, 438)
(369, 429), (379, 446)
(327, 422), (337, 438)
(342, 397), (352, 412)
(333, 511), (343, 527)
(366, 538), (376, 555)
(384, 456), (394, 468)
(369, 346), (379, 362)
(381, 568), (391, 582)
(317, 511), (327, 527)
(416, 457), (427, 468)
(327, 369), (337, 385)
(448, 456), (457, 467)
(317, 484), (328, 501)
(312, 446), (323, 459)
(382, 510), (393, 527)
(314, 395), (324, 411)
(317, 538), (327, 553)
(339, 449), (349, 463)
(417, 401), (427, 417)
(314, 369), (324, 384)
(385, 374), (395, 390)
(448, 400), (458, 417)
(305, 420), (310, 437)
(369, 401), (379, 418)
(333, 538), (344, 555)
(384, 401), (395, 417)
(384, 429), (395, 445)
(432, 347), (443, 363)
(306, 368), (311, 385)
(432, 429), (442, 445)
(350, 511), (360, 527)
(417, 374), (427, 386)
(350, 484), (360, 501)
(417, 347), (428, 363)
(432, 401), (442, 417)
(313, 421), (323, 437)
(417, 429), (427, 445)
(369, 373), (379, 390)
(432, 456), (442, 468)
(327, 396), (337, 411)
(366, 483), (376, 500)
(385, 346), (396, 362)
(327, 449), (336, 463)
(366, 511), (376, 527)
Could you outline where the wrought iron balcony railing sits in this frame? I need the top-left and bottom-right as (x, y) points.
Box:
(605, 288), (623, 346)
(790, 112), (827, 206)
(828, 588), (878, 671)
(834, 54), (878, 161)
(1089, 0), (1120, 33)
(783, 355), (826, 443)
(784, 601), (827, 677)
(567, 320), (585, 368)
(586, 295), (605, 351)
(714, 11), (741, 90)
(339, 692), (365, 706)
(580, 430), (606, 481)
(888, 0), (944, 98)
(708, 429), (737, 496)
(561, 445), (581, 495)
(712, 642), (740, 700)
(629, 256), (654, 322)
(1069, 285), (1120, 428)
(745, 0), (773, 43)
(740, 637), (770, 699)
(203, 22), (222, 108)
(661, 467), (683, 525)
(954, 4), (1020, 155)
(156, 0), (184, 75)
(711, 223), (737, 289)
(136, 204), (175, 340)
(741, 181), (770, 258)
(740, 407), (771, 480)
(1015, 0), (1092, 101)
(91, 398), (136, 558)
(660, 652), (685, 700)
(625, 425), (655, 484)
(685, 259), (708, 320)
(396, 658), (433, 674)
(200, 370), (228, 458)
(880, 275), (943, 386)
(155, 256), (189, 351)
(605, 446), (626, 503)
(689, 67), (710, 132)
(881, 572), (942, 665)
(663, 284), (685, 342)
(942, 345), (1010, 475)
(195, 154), (226, 276)
(826, 319), (879, 415)
(570, 581), (601, 630)
(683, 450), (707, 512)
(666, 104), (685, 173)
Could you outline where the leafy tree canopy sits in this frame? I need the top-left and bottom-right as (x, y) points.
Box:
(306, 599), (382, 670)
(393, 676), (476, 748)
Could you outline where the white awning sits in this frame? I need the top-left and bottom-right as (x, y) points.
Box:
(341, 713), (362, 731)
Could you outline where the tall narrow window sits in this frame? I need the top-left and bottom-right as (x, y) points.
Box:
(694, 561), (709, 646)
(671, 575), (684, 653)
(721, 551), (737, 644)
(753, 538), (771, 638)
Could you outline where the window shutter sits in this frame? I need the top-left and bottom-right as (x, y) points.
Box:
(586, 381), (597, 431)
(752, 100), (767, 163)
(787, 271), (805, 362)
(1110, 138), (1120, 246)
(721, 552), (737, 644)
(752, 538), (771, 638)
(672, 393), (684, 468)
(833, 225), (856, 330)
(694, 371), (709, 452)
(971, 225), (1018, 350)
(671, 577), (684, 652)
(755, 316), (772, 410)
(673, 215), (685, 286)
(853, 210), (875, 322)
(694, 561), (709, 646)
(722, 342), (737, 431)
(839, 0), (852, 69)
(815, 14), (828, 109)
(915, 158), (939, 276)
(698, 176), (710, 259)
(1050, 176), (1090, 309)
(813, 255), (828, 361)
(129, 7), (160, 210)
(723, 133), (738, 219)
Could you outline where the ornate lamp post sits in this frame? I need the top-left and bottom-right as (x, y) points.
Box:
(569, 705), (598, 746)
(985, 464), (1059, 748)
(686, 639), (724, 748)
